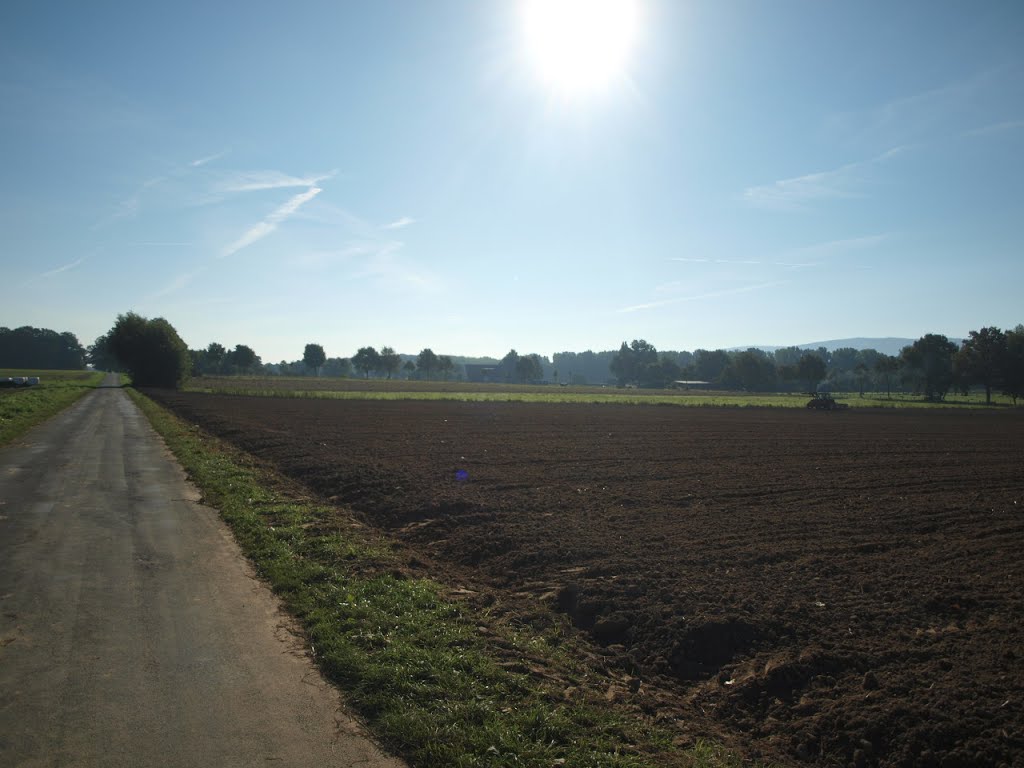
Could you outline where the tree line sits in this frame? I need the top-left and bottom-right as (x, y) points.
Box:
(15, 313), (1016, 401)
(0, 326), (86, 370)
(605, 325), (1024, 403)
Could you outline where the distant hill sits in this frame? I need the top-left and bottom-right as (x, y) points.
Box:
(798, 337), (918, 356)
(735, 338), (918, 356)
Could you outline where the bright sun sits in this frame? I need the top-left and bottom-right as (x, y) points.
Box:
(522, 0), (640, 94)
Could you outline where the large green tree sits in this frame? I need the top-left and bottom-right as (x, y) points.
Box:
(322, 357), (353, 378)
(303, 343), (326, 376)
(797, 352), (827, 393)
(378, 346), (401, 379)
(514, 353), (543, 384)
(226, 344), (260, 374)
(874, 354), (900, 399)
(902, 334), (957, 401)
(0, 326), (86, 370)
(724, 350), (777, 392)
(1002, 325), (1024, 405)
(417, 348), (439, 379)
(499, 349), (520, 382)
(692, 348), (731, 383)
(438, 355), (456, 381)
(610, 340), (659, 386)
(87, 332), (119, 371)
(107, 312), (190, 388)
(956, 326), (1007, 404)
(205, 342), (226, 373)
(352, 346), (380, 378)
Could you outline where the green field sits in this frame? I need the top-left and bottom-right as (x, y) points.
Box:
(183, 375), (1018, 409)
(0, 369), (105, 446)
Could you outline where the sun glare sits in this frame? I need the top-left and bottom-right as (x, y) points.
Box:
(522, 0), (640, 94)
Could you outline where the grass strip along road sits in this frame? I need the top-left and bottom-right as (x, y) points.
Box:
(129, 389), (753, 768)
(0, 369), (104, 446)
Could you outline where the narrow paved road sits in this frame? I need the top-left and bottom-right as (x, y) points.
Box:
(0, 377), (404, 768)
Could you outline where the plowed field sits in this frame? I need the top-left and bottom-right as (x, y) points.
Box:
(147, 391), (1024, 768)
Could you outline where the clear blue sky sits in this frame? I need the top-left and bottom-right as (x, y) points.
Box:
(2, 1), (1022, 363)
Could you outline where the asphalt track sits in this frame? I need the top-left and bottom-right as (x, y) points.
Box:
(0, 376), (404, 768)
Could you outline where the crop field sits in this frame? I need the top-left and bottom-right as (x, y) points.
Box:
(185, 375), (1018, 409)
(147, 389), (1024, 767)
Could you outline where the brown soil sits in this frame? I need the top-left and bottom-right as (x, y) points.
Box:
(147, 391), (1024, 768)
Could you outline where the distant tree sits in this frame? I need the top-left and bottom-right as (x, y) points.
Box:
(87, 332), (119, 371)
(353, 346), (380, 378)
(649, 355), (683, 388)
(1002, 325), (1024, 405)
(724, 350), (777, 392)
(378, 346), (401, 379)
(670, 350), (695, 370)
(956, 326), (1007, 404)
(515, 353), (543, 383)
(499, 349), (520, 382)
(777, 364), (800, 392)
(901, 334), (957, 401)
(322, 357), (353, 378)
(417, 348), (439, 379)
(874, 354), (900, 399)
(773, 346), (804, 368)
(0, 326), (86, 369)
(829, 347), (860, 373)
(303, 343), (326, 376)
(107, 312), (190, 388)
(610, 340), (658, 386)
(692, 349), (731, 383)
(854, 363), (869, 397)
(857, 348), (882, 373)
(798, 352), (827, 392)
(402, 360), (417, 379)
(226, 344), (261, 374)
(206, 342), (227, 374)
(438, 355), (456, 381)
(553, 350), (617, 386)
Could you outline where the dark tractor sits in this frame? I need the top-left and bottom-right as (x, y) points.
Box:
(806, 392), (849, 410)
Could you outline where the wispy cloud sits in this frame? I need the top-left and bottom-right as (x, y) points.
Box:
(826, 68), (1014, 149)
(667, 257), (819, 269)
(221, 186), (322, 258)
(787, 233), (890, 257)
(220, 170), (335, 193)
(97, 175), (165, 226)
(289, 242), (381, 269)
(190, 150), (229, 167)
(964, 119), (1024, 138)
(617, 280), (788, 314)
(145, 267), (207, 301)
(127, 241), (195, 247)
(383, 216), (416, 230)
(39, 255), (87, 278)
(742, 148), (903, 211)
(348, 241), (441, 292)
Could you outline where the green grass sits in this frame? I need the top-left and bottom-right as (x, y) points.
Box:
(128, 387), (759, 768)
(187, 385), (812, 407)
(0, 369), (104, 446)
(183, 380), (1018, 409)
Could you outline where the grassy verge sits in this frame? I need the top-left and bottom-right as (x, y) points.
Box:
(128, 388), (750, 768)
(0, 370), (104, 446)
